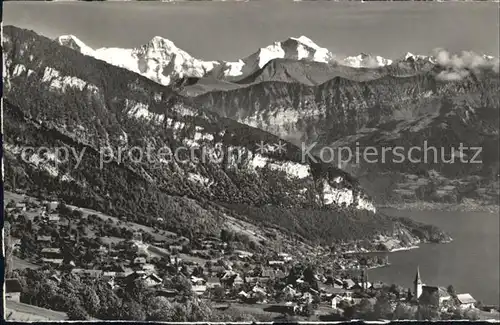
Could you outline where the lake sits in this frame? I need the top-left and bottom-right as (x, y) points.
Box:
(4, 1), (499, 61)
(367, 209), (500, 306)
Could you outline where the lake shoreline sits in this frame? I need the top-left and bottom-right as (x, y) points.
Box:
(366, 209), (499, 306)
(380, 202), (500, 214)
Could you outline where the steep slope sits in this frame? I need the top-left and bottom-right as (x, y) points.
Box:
(194, 59), (500, 205)
(3, 26), (450, 247)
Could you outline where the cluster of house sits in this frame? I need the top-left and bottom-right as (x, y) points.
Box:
(277, 270), (378, 313)
(6, 200), (59, 216)
(4, 196), (483, 318)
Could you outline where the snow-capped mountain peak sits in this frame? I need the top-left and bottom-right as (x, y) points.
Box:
(56, 35), (219, 85)
(148, 35), (178, 50)
(244, 35), (335, 70)
(404, 52), (436, 64)
(290, 35), (322, 50)
(341, 53), (393, 68)
(140, 36), (197, 61)
(57, 35), (94, 56)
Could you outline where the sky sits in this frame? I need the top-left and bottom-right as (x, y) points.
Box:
(4, 1), (499, 61)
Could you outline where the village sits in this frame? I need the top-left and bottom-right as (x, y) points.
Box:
(4, 191), (498, 321)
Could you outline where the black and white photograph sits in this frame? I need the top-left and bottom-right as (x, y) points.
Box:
(1, 0), (499, 322)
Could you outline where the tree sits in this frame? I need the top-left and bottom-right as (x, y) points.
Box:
(67, 304), (90, 320)
(210, 286), (226, 301)
(373, 296), (393, 320)
(303, 265), (318, 290)
(447, 285), (456, 297)
(125, 279), (150, 304)
(464, 308), (480, 320)
(121, 300), (146, 321)
(220, 229), (234, 243)
(80, 286), (100, 317)
(4, 221), (13, 277)
(186, 298), (215, 321)
(6, 199), (16, 209)
(95, 283), (121, 319)
(343, 305), (356, 319)
(418, 289), (439, 307)
(192, 266), (204, 277)
(172, 274), (192, 296)
(393, 303), (416, 320)
(416, 305), (440, 320)
(146, 296), (174, 321)
(355, 298), (374, 319)
(301, 303), (315, 317)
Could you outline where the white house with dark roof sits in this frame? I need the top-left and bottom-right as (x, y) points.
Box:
(456, 293), (476, 309)
(192, 284), (207, 295)
(143, 273), (163, 287)
(343, 278), (356, 290)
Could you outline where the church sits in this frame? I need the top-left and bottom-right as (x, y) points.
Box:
(413, 266), (451, 306)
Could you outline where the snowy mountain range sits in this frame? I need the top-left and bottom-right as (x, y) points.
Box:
(57, 34), (436, 87)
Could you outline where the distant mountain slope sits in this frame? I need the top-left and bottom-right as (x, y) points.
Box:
(194, 58), (500, 205)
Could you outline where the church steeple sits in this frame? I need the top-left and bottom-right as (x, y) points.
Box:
(413, 266), (423, 299)
(414, 266), (421, 284)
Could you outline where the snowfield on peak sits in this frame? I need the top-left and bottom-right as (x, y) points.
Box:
(55, 33), (390, 86)
(256, 36), (335, 66)
(341, 53), (393, 68)
(57, 35), (95, 56)
(404, 52), (436, 63)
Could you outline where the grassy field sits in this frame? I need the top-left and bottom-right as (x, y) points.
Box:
(5, 300), (68, 321)
(12, 256), (40, 270)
